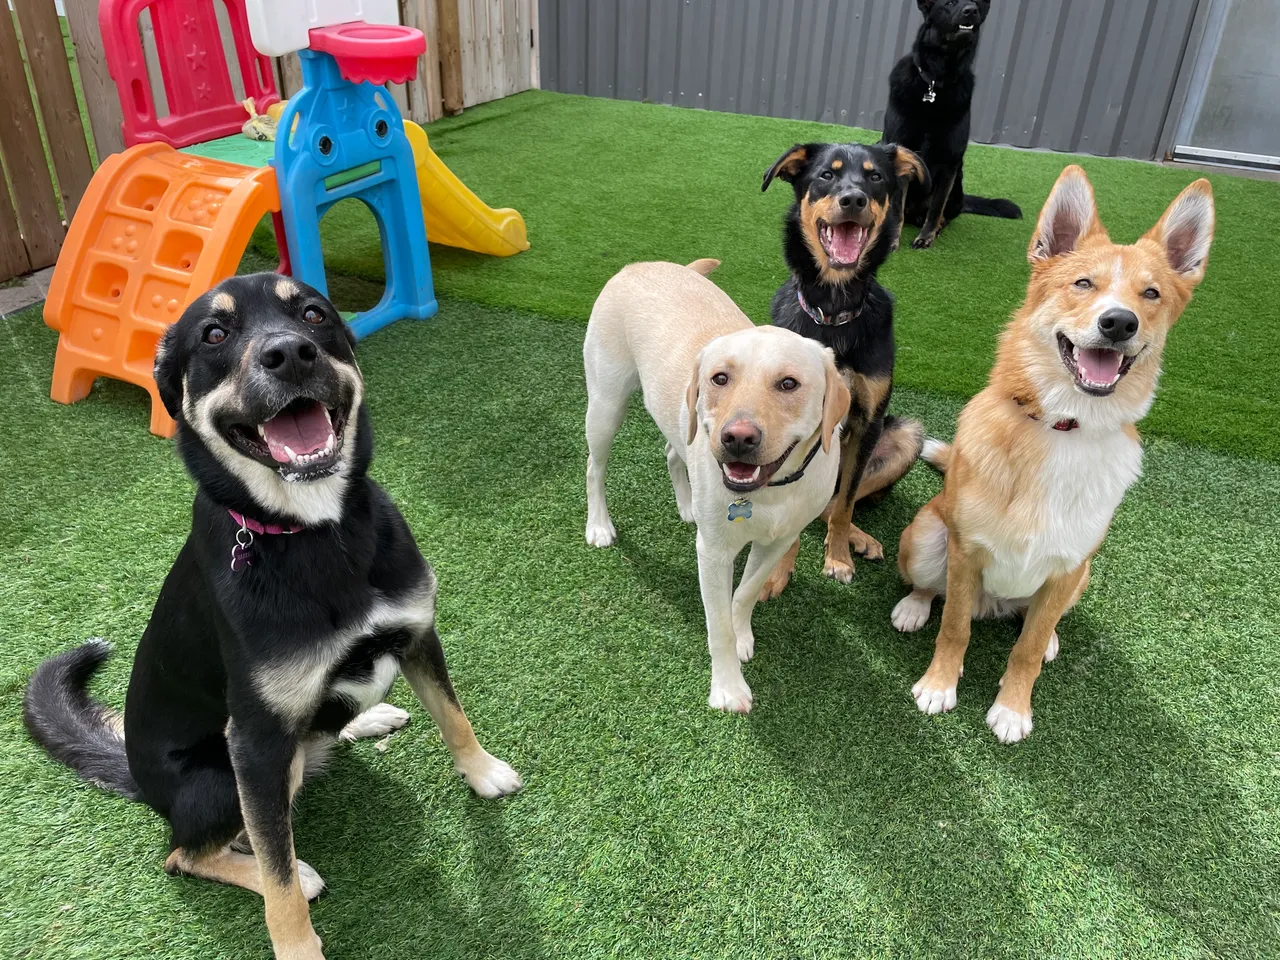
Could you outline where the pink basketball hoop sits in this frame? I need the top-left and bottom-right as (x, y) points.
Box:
(307, 22), (425, 85)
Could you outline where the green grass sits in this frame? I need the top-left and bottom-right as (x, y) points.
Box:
(4, 91), (1280, 958)
(253, 90), (1280, 462)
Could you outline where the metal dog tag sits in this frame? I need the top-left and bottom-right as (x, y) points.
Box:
(923, 81), (937, 104)
(727, 498), (753, 522)
(230, 526), (254, 572)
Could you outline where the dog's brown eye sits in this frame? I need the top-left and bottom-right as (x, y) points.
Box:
(1143, 287), (1160, 300)
(303, 306), (324, 324)
(819, 170), (835, 181)
(868, 172), (882, 183)
(779, 377), (799, 391)
(204, 326), (227, 344)
(1074, 278), (1093, 290)
(711, 372), (729, 386)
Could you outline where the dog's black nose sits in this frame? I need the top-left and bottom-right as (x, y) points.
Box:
(1097, 309), (1139, 343)
(960, 3), (980, 24)
(839, 191), (868, 210)
(721, 420), (762, 459)
(259, 333), (318, 383)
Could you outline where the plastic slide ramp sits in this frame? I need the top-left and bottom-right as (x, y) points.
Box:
(403, 121), (529, 257)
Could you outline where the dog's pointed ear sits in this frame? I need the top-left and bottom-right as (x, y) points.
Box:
(1143, 178), (1214, 286)
(762, 144), (812, 192)
(153, 323), (185, 420)
(916, 0), (936, 13)
(819, 350), (851, 454)
(1029, 165), (1104, 264)
(685, 352), (704, 445)
(887, 144), (929, 188)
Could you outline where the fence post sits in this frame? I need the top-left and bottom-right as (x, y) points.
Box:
(437, 0), (465, 114)
(0, 172), (32, 281)
(63, 0), (126, 160)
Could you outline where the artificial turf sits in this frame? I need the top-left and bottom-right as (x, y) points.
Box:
(3, 92), (1279, 958)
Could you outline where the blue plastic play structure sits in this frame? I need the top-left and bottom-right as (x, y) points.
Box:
(273, 48), (437, 340)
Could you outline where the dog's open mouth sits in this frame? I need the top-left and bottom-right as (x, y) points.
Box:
(719, 442), (798, 493)
(225, 398), (348, 480)
(958, 24), (975, 32)
(818, 220), (867, 267)
(1057, 334), (1138, 397)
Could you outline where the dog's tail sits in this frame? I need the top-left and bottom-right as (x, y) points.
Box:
(23, 640), (140, 800)
(686, 258), (721, 276)
(920, 437), (952, 473)
(962, 195), (1022, 220)
(855, 416), (925, 503)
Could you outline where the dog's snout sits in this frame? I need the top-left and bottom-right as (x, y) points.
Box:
(960, 3), (980, 24)
(1097, 308), (1139, 344)
(259, 333), (319, 383)
(720, 419), (762, 459)
(839, 191), (868, 211)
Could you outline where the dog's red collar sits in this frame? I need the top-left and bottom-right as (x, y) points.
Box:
(1015, 396), (1079, 432)
(228, 510), (302, 573)
(228, 510), (304, 536)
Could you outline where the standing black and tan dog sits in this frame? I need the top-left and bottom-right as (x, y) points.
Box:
(24, 275), (521, 960)
(759, 141), (927, 596)
(883, 0), (1022, 249)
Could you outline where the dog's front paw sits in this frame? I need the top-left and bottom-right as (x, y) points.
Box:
(911, 675), (957, 714)
(339, 703), (410, 742)
(891, 591), (933, 632)
(455, 749), (523, 798)
(849, 527), (884, 560)
(273, 929), (325, 960)
(677, 503), (696, 524)
(986, 702), (1033, 744)
(708, 674), (753, 713)
(1044, 631), (1060, 663)
(735, 629), (755, 663)
(585, 517), (617, 548)
(912, 233), (936, 250)
(823, 555), (855, 583)
(296, 859), (327, 901)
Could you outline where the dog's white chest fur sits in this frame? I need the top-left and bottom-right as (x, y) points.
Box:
(980, 428), (1142, 600)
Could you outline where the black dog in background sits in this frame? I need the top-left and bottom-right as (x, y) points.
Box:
(759, 141), (926, 596)
(883, 0), (1021, 248)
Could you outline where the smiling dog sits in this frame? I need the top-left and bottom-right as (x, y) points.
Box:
(893, 167), (1215, 743)
(584, 260), (849, 712)
(24, 275), (521, 960)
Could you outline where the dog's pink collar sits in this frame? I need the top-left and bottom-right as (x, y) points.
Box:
(228, 510), (304, 535)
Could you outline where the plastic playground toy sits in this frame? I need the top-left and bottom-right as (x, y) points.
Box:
(43, 0), (529, 436)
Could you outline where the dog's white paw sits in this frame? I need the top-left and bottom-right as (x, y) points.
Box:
(986, 702), (1033, 744)
(708, 674), (753, 713)
(338, 703), (410, 742)
(823, 557), (855, 584)
(1044, 631), (1060, 663)
(911, 678), (957, 714)
(585, 518), (617, 547)
(296, 859), (326, 901)
(456, 749), (523, 798)
(891, 592), (933, 633)
(677, 503), (696, 524)
(735, 629), (755, 663)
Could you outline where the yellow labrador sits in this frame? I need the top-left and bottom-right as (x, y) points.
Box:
(584, 260), (850, 712)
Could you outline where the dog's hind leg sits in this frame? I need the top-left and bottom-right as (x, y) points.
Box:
(912, 167), (957, 249)
(665, 442), (695, 523)
(338, 703), (410, 743)
(731, 538), (795, 661)
(402, 628), (522, 799)
(758, 537), (800, 602)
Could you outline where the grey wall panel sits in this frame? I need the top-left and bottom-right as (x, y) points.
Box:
(537, 0), (1207, 159)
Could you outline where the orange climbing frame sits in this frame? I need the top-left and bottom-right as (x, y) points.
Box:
(45, 144), (280, 436)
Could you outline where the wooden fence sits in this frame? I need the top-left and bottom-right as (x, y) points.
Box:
(0, 0), (539, 283)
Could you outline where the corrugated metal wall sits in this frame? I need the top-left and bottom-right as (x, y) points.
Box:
(537, 0), (1205, 160)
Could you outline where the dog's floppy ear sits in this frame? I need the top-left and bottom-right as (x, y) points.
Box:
(685, 352), (704, 445)
(762, 144), (813, 192)
(1142, 178), (1214, 285)
(1029, 165), (1104, 264)
(153, 323), (185, 420)
(887, 144), (929, 188)
(819, 349), (851, 454)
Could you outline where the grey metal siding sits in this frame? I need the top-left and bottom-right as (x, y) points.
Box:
(537, 0), (1204, 159)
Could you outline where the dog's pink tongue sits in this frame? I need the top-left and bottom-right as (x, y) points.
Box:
(830, 223), (865, 263)
(1077, 348), (1123, 385)
(261, 402), (332, 463)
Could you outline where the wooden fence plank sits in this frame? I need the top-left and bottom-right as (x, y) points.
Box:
(13, 0), (95, 220)
(437, 0), (465, 114)
(0, 8), (63, 267)
(528, 0), (539, 89)
(63, 0), (125, 160)
(278, 52), (304, 98)
(403, 0), (443, 122)
(489, 0), (507, 100)
(0, 170), (32, 281)
(502, 0), (519, 97)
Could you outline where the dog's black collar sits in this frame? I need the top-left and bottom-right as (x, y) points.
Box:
(796, 287), (862, 327)
(767, 436), (824, 487)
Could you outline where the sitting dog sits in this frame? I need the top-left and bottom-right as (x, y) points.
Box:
(760, 141), (927, 596)
(883, 0), (1022, 249)
(584, 259), (850, 713)
(894, 166), (1214, 742)
(24, 275), (521, 960)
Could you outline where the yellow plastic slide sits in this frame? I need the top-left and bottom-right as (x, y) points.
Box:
(403, 121), (529, 257)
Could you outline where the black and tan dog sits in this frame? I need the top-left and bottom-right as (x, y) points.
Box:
(759, 141), (927, 596)
(24, 275), (521, 960)
(883, 0), (1022, 249)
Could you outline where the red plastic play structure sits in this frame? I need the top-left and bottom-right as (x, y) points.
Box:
(308, 22), (426, 85)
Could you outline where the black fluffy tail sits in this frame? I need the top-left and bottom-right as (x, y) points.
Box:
(23, 641), (140, 800)
(963, 195), (1023, 219)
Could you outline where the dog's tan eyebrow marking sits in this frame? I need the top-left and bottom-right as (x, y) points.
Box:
(274, 277), (300, 300)
(863, 161), (875, 173)
(211, 292), (236, 313)
(831, 159), (843, 170)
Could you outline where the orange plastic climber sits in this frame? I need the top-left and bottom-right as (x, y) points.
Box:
(44, 147), (280, 436)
